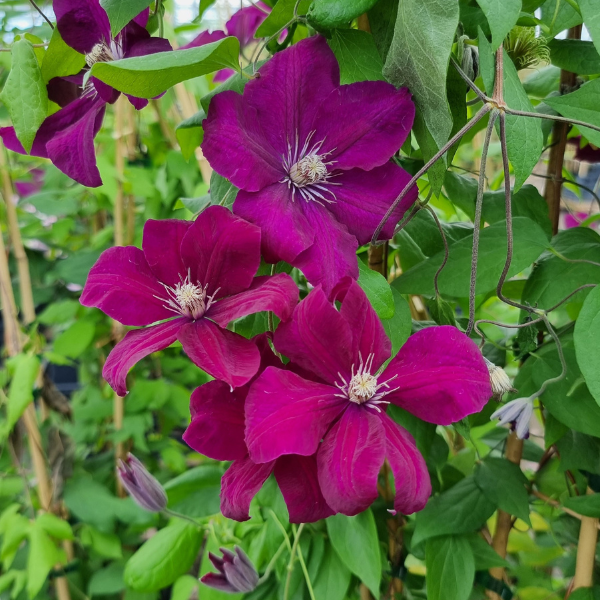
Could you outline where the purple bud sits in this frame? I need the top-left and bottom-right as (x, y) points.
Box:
(201, 546), (259, 594)
(117, 453), (168, 512)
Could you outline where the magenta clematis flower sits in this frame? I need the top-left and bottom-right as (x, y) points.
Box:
(244, 280), (492, 516)
(0, 1), (171, 187)
(80, 206), (298, 395)
(202, 35), (417, 295)
(184, 334), (333, 523)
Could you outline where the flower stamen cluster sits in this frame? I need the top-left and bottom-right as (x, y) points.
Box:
(85, 41), (118, 67)
(156, 270), (219, 320)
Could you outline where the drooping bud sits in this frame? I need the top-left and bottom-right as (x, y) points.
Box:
(461, 45), (479, 82)
(117, 454), (168, 512)
(201, 546), (259, 594)
(490, 397), (534, 440)
(483, 357), (515, 397)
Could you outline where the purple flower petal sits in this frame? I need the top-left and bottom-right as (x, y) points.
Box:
(183, 380), (247, 461)
(103, 319), (184, 396)
(225, 4), (268, 46)
(126, 95), (149, 110)
(327, 162), (417, 244)
(384, 326), (492, 425)
(381, 413), (431, 515)
(220, 456), (274, 522)
(206, 274), (298, 328)
(274, 286), (353, 384)
(180, 30), (227, 50)
(241, 36), (339, 158)
(178, 319), (260, 388)
(142, 219), (192, 287)
(126, 35), (173, 58)
(233, 184), (314, 264)
(54, 0), (111, 54)
(317, 405), (386, 516)
(274, 455), (334, 523)
(202, 90), (284, 192)
(245, 367), (345, 463)
(313, 82), (414, 172)
(133, 8), (150, 28)
(200, 573), (238, 594)
(91, 77), (120, 104)
(213, 68), (235, 83)
(293, 203), (359, 297)
(180, 206), (261, 299)
(47, 76), (82, 108)
(80, 246), (175, 326)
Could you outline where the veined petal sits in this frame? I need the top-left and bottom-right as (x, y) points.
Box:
(142, 219), (191, 287)
(220, 456), (274, 522)
(233, 184), (314, 265)
(313, 82), (414, 171)
(103, 319), (183, 396)
(206, 274), (298, 327)
(385, 326), (492, 425)
(328, 163), (417, 244)
(54, 0), (111, 54)
(381, 413), (431, 515)
(178, 319), (260, 388)
(274, 286), (353, 384)
(180, 30), (226, 50)
(225, 4), (267, 46)
(317, 404), (386, 516)
(80, 246), (175, 326)
(183, 380), (247, 461)
(274, 455), (334, 523)
(245, 367), (345, 463)
(126, 35), (173, 58)
(180, 206), (261, 299)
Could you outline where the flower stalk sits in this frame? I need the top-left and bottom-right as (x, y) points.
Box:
(572, 488), (599, 591)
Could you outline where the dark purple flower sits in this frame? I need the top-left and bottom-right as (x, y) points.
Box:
(80, 206), (298, 395)
(0, 1), (171, 187)
(202, 35), (417, 295)
(244, 280), (492, 516)
(184, 334), (333, 523)
(14, 168), (44, 198)
(117, 453), (168, 511)
(201, 546), (258, 594)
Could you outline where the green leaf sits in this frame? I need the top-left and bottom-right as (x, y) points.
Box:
(41, 27), (86, 83)
(210, 171), (238, 209)
(564, 494), (600, 518)
(7, 354), (40, 431)
(0, 39), (48, 153)
(164, 465), (223, 518)
(443, 171), (477, 220)
(89, 562), (126, 596)
(312, 544), (351, 600)
(175, 109), (205, 161)
(256, 0), (312, 37)
(474, 457), (531, 525)
(465, 534), (508, 570)
(27, 522), (63, 599)
(38, 300), (79, 325)
(53, 320), (96, 358)
(381, 287), (412, 356)
(556, 430), (600, 473)
(100, 0), (154, 36)
(412, 476), (496, 546)
(198, 0), (217, 20)
(548, 39), (600, 75)
(412, 108), (446, 196)
(569, 588), (600, 600)
(393, 217), (548, 298)
(36, 513), (74, 541)
(326, 510), (381, 597)
(579, 0), (600, 56)
(90, 38), (240, 99)
(541, 0), (582, 37)
(124, 520), (203, 592)
(425, 535), (475, 600)
(368, 0), (399, 62)
(80, 525), (123, 559)
(523, 65), (561, 99)
(575, 285), (600, 406)
(522, 228), (600, 310)
(308, 0), (378, 29)
(475, 0), (522, 51)
(357, 258), (395, 319)
(328, 29), (385, 84)
(383, 0), (459, 151)
(171, 576), (198, 600)
(545, 79), (600, 148)
(479, 31), (543, 191)
(446, 55), (468, 165)
(427, 295), (456, 326)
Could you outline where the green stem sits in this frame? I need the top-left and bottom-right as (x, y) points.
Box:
(504, 108), (600, 136)
(163, 508), (202, 527)
(283, 523), (305, 600)
(292, 524), (316, 600)
(257, 539), (288, 586)
(156, 0), (164, 38)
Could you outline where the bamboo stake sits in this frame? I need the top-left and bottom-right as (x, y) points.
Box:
(572, 488), (598, 591)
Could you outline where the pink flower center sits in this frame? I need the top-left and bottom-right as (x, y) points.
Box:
(334, 353), (399, 412)
(155, 271), (219, 320)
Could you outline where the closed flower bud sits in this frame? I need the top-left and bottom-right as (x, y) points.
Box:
(201, 546), (259, 594)
(117, 454), (168, 512)
(461, 45), (479, 82)
(484, 357), (515, 397)
(490, 397), (534, 440)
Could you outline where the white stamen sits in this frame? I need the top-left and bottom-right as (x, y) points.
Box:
(85, 42), (115, 67)
(153, 270), (217, 320)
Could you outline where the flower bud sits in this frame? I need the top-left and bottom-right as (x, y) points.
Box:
(461, 45), (479, 82)
(201, 546), (259, 594)
(490, 397), (534, 440)
(117, 453), (168, 512)
(484, 357), (515, 397)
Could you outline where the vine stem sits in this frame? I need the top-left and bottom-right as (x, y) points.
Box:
(371, 103), (492, 245)
(466, 110), (498, 336)
(257, 539), (288, 585)
(283, 523), (306, 600)
(423, 205), (449, 298)
(29, 0), (54, 29)
(504, 109), (600, 137)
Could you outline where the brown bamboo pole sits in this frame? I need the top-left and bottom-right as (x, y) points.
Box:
(571, 488), (598, 592)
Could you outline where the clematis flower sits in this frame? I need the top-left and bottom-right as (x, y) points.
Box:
(244, 280), (492, 516)
(201, 547), (258, 594)
(0, 1), (171, 187)
(117, 453), (168, 512)
(202, 35), (417, 295)
(80, 206), (298, 395)
(484, 357), (515, 397)
(184, 334), (333, 523)
(491, 397), (534, 439)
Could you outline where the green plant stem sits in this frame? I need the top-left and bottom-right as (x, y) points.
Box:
(466, 110), (498, 336)
(292, 524), (316, 600)
(29, 0), (54, 29)
(504, 108), (600, 136)
(283, 523), (305, 600)
(423, 205), (449, 298)
(156, 0), (164, 38)
(163, 508), (203, 527)
(372, 103), (492, 244)
(450, 57), (490, 102)
(257, 539), (288, 586)
(548, 247), (600, 268)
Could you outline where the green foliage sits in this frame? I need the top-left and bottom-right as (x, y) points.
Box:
(100, 0), (155, 36)
(256, 0), (312, 37)
(575, 285), (600, 407)
(308, 0), (379, 29)
(357, 258), (394, 319)
(328, 29), (385, 84)
(475, 0), (522, 51)
(425, 535), (475, 600)
(7, 354), (40, 431)
(548, 39), (600, 75)
(41, 27), (86, 82)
